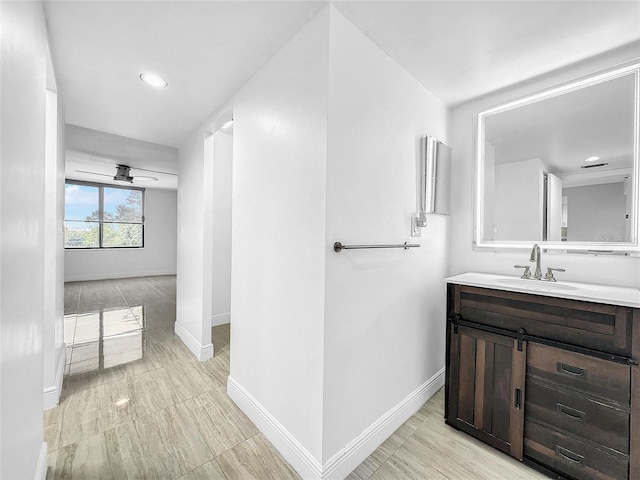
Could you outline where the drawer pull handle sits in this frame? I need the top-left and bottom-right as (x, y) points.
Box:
(557, 403), (586, 422)
(557, 362), (585, 377)
(556, 445), (585, 466)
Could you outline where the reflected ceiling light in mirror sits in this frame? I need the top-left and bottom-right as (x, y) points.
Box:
(139, 72), (168, 88)
(584, 156), (601, 162)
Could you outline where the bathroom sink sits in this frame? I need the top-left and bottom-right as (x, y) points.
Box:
(494, 277), (578, 291)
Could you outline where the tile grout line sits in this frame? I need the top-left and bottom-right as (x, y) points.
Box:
(364, 406), (432, 480)
(65, 287), (83, 375)
(143, 277), (177, 305)
(178, 457), (231, 480)
(51, 383), (223, 455)
(213, 456), (232, 480)
(114, 281), (131, 308)
(177, 388), (235, 480)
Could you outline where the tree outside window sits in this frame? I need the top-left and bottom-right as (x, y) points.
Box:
(64, 182), (144, 248)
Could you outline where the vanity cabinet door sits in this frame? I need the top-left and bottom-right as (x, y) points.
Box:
(447, 323), (527, 460)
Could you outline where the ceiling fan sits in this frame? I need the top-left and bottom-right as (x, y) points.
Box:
(75, 164), (177, 184)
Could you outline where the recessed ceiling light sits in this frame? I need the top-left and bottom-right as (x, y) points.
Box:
(140, 72), (168, 88)
(584, 156), (600, 162)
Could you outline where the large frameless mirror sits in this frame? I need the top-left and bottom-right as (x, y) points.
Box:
(474, 62), (640, 254)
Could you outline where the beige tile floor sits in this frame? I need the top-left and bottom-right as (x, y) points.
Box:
(47, 276), (549, 479)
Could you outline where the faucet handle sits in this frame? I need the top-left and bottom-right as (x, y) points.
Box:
(544, 267), (565, 282)
(514, 265), (532, 279)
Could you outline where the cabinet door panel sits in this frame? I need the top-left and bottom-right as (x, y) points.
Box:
(457, 332), (476, 424)
(447, 323), (526, 459)
(492, 342), (513, 441)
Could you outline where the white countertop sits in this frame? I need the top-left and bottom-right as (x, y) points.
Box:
(446, 272), (640, 308)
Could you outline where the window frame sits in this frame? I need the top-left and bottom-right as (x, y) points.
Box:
(64, 179), (145, 249)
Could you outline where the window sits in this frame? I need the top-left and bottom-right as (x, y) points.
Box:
(64, 181), (144, 248)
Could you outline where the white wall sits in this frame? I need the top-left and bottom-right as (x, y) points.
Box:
(228, 7), (329, 464)
(0, 1), (50, 477)
(564, 182), (627, 242)
(176, 131), (214, 359)
(547, 173), (563, 241)
(450, 44), (640, 288)
(189, 6), (450, 477)
(483, 142), (496, 239)
(493, 158), (545, 241)
(43, 82), (66, 410)
(64, 188), (177, 281)
(322, 7), (449, 464)
(211, 131), (233, 326)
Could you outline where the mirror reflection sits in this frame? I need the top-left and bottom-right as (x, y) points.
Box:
(477, 64), (639, 250)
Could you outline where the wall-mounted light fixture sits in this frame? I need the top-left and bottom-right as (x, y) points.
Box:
(412, 135), (451, 236)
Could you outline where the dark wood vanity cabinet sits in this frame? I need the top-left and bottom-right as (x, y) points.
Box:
(447, 323), (526, 459)
(445, 283), (640, 480)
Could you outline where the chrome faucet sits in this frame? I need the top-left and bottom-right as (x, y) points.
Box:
(529, 244), (542, 279)
(514, 244), (565, 281)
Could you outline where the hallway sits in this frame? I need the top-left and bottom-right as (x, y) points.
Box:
(46, 276), (298, 479)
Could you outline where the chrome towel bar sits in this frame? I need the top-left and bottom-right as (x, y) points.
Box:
(333, 242), (420, 253)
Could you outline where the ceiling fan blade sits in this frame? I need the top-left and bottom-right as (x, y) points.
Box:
(75, 170), (112, 177)
(132, 176), (158, 182)
(131, 166), (177, 176)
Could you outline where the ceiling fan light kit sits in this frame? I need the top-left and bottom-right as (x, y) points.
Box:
(114, 164), (134, 183)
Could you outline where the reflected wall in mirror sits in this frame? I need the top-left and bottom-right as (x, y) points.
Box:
(475, 62), (640, 253)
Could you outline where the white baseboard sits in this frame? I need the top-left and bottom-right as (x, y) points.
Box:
(43, 343), (67, 410)
(227, 367), (445, 480)
(64, 269), (176, 282)
(322, 367), (445, 480)
(174, 322), (213, 361)
(34, 442), (48, 480)
(227, 376), (323, 479)
(211, 312), (231, 327)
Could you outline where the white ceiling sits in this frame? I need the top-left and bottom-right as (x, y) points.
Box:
(44, 1), (326, 148)
(334, 1), (640, 106)
(44, 0), (640, 181)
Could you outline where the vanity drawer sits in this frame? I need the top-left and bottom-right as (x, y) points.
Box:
(526, 379), (629, 453)
(457, 286), (632, 356)
(527, 342), (631, 406)
(524, 420), (628, 480)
